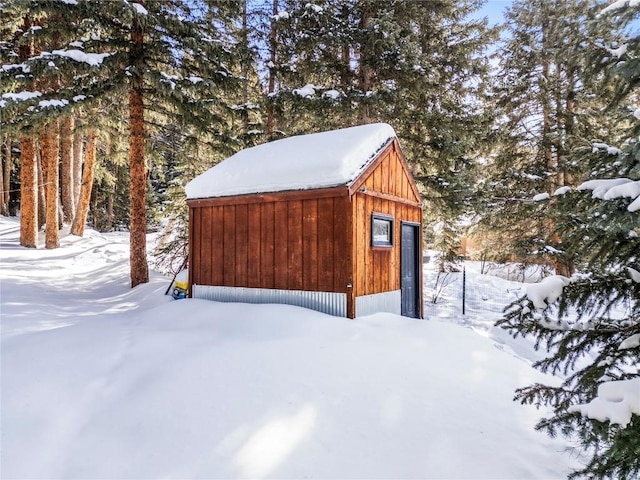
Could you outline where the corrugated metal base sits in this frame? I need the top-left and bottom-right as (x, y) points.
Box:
(192, 285), (347, 317)
(355, 290), (401, 317)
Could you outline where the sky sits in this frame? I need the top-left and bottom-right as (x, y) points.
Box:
(476, 0), (513, 26)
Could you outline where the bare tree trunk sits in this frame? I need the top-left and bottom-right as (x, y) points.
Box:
(106, 184), (114, 232)
(72, 125), (83, 211)
(129, 12), (149, 287)
(20, 137), (38, 247)
(358, 3), (373, 124)
(60, 116), (74, 223)
(266, 0), (278, 139)
(41, 120), (60, 248)
(36, 145), (46, 230)
(3, 135), (10, 214)
(71, 128), (96, 237)
(0, 135), (6, 216)
(241, 0), (249, 133)
(4, 136), (11, 214)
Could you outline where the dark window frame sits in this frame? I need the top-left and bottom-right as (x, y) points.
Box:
(371, 213), (394, 247)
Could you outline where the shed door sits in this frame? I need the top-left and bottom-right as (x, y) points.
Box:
(401, 223), (420, 318)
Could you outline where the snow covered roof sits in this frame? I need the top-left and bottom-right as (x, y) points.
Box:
(185, 123), (396, 199)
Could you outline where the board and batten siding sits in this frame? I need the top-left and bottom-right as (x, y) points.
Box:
(188, 136), (423, 319)
(188, 189), (353, 297)
(349, 140), (423, 315)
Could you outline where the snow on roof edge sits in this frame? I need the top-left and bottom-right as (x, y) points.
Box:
(185, 123), (397, 200)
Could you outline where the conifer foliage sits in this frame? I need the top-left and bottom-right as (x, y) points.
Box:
(497, 2), (640, 478)
(1, 0), (236, 286)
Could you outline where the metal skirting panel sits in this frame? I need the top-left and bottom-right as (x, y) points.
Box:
(192, 285), (347, 317)
(355, 290), (401, 317)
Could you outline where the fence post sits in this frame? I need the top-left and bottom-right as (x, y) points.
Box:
(462, 266), (466, 315)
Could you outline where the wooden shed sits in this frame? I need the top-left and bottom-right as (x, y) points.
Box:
(185, 123), (423, 318)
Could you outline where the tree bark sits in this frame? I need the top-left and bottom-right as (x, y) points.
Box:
(41, 120), (60, 248)
(266, 0), (278, 140)
(73, 124), (83, 211)
(60, 116), (74, 223)
(4, 136), (11, 214)
(358, 2), (374, 124)
(71, 128), (96, 237)
(129, 11), (149, 287)
(0, 135), (7, 216)
(36, 145), (46, 230)
(20, 137), (38, 247)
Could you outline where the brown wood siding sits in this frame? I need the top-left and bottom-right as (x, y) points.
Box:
(351, 143), (423, 308)
(190, 191), (351, 294)
(353, 193), (423, 296)
(188, 136), (422, 318)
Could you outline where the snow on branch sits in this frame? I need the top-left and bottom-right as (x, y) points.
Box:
(532, 192), (550, 202)
(600, 0), (640, 15)
(525, 275), (570, 310)
(568, 378), (640, 427)
(578, 178), (640, 212)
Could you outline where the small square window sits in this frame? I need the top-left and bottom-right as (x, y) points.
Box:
(372, 214), (393, 247)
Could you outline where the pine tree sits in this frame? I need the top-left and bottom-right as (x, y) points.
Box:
(496, 2), (640, 477)
(481, 0), (621, 270)
(1, 0), (237, 286)
(262, 0), (496, 263)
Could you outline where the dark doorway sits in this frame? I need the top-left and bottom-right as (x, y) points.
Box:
(401, 222), (420, 318)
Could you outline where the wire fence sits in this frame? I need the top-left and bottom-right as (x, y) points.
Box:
(423, 265), (530, 329)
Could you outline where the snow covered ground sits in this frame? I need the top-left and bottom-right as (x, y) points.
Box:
(1, 216), (585, 479)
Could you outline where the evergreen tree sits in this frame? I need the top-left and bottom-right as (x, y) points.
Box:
(263, 0), (496, 261)
(481, 0), (622, 271)
(1, 0), (237, 286)
(497, 2), (640, 477)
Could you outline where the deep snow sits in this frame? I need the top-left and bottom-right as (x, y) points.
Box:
(1, 216), (584, 479)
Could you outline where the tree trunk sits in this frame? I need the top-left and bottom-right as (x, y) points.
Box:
(266, 0), (278, 140)
(71, 128), (96, 237)
(0, 136), (6, 216)
(19, 137), (38, 247)
(3, 135), (11, 214)
(60, 116), (74, 223)
(73, 124), (83, 211)
(241, 0), (249, 133)
(358, 2), (374, 124)
(129, 12), (149, 287)
(36, 145), (46, 230)
(106, 185), (114, 232)
(41, 120), (60, 248)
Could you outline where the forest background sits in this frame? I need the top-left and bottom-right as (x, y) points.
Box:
(1, 2), (639, 478)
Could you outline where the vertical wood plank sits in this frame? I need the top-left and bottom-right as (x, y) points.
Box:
(235, 204), (248, 286)
(247, 203), (261, 288)
(334, 196), (349, 293)
(383, 156), (390, 192)
(223, 205), (236, 286)
(388, 153), (396, 195)
(365, 193), (374, 295)
(188, 207), (194, 294)
(211, 206), (224, 285)
(274, 201), (288, 289)
(317, 197), (334, 291)
(192, 207), (201, 285)
(389, 201), (398, 290)
(302, 199), (318, 291)
(201, 206), (213, 285)
(393, 151), (400, 197)
(260, 202), (275, 288)
(288, 201), (303, 290)
(373, 163), (381, 192)
(355, 193), (366, 296)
